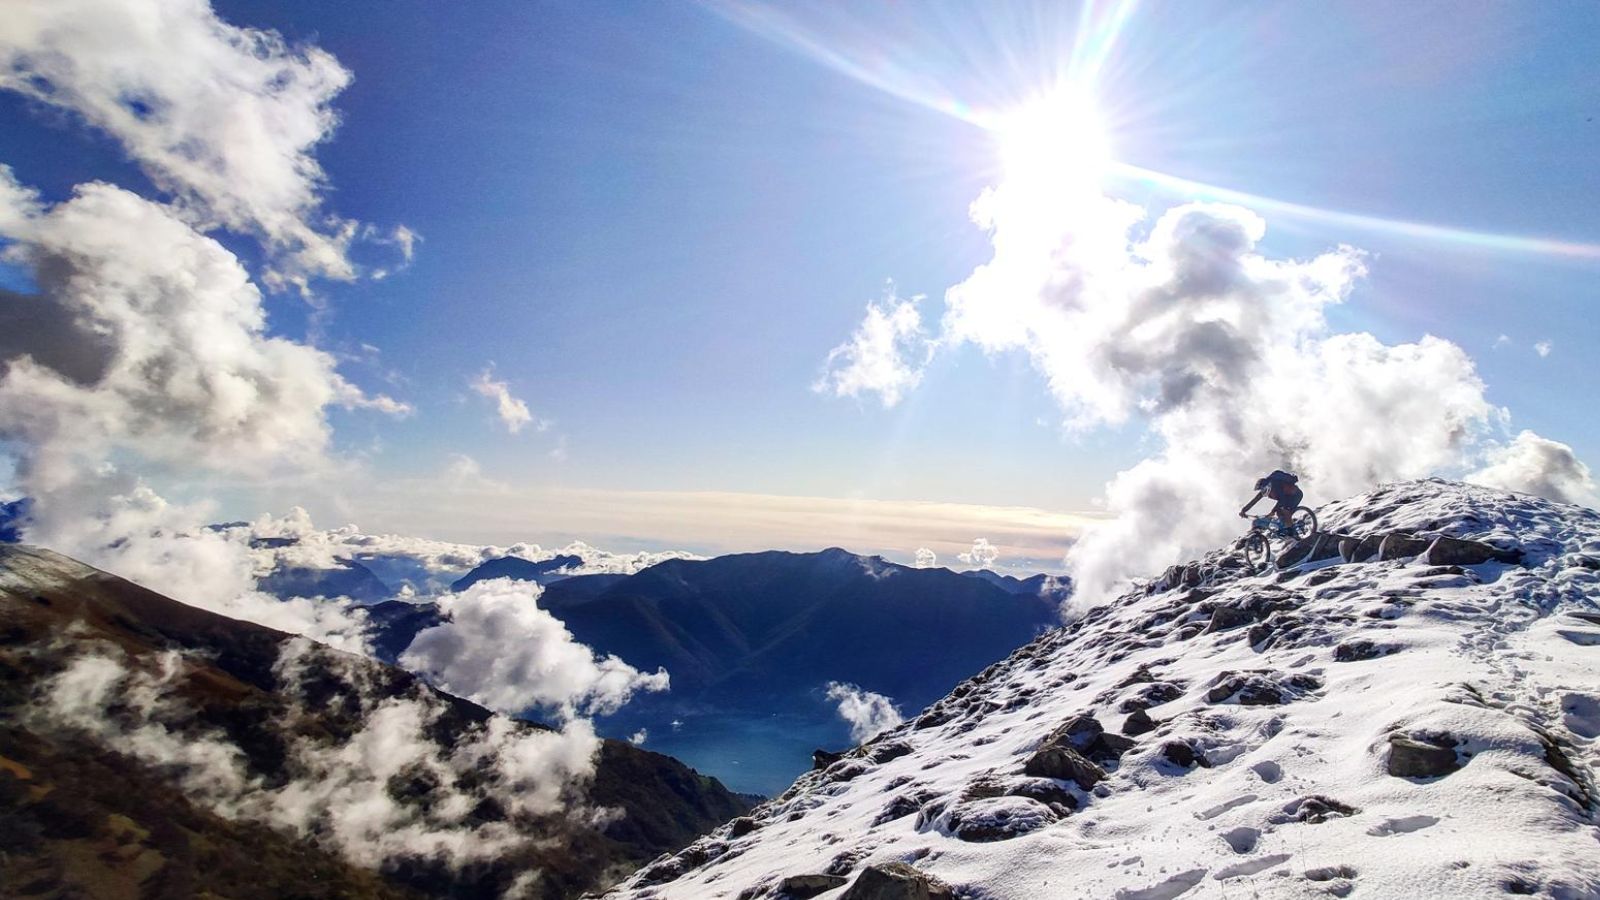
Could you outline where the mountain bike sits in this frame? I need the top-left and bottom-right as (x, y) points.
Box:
(1239, 507), (1318, 571)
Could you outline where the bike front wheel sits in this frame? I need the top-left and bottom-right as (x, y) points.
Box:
(1288, 506), (1319, 543)
(1243, 531), (1272, 571)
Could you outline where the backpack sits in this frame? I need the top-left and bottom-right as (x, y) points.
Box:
(1269, 470), (1299, 486)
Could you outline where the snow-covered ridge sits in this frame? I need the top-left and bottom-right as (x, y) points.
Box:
(611, 480), (1600, 899)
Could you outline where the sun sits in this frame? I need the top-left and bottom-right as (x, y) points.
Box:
(990, 86), (1113, 191)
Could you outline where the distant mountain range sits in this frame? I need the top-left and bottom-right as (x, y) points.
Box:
(375, 548), (1067, 717)
(0, 544), (748, 899)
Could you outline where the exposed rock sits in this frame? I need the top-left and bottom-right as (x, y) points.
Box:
(1206, 672), (1284, 705)
(812, 749), (844, 770)
(1334, 639), (1399, 662)
(1386, 733), (1461, 778)
(1159, 740), (1207, 769)
(1004, 777), (1080, 813)
(1340, 535), (1382, 563)
(1118, 682), (1184, 712)
(1088, 732), (1138, 763)
(1378, 532), (1431, 560)
(729, 816), (759, 838)
(1122, 708), (1157, 736)
(936, 796), (1059, 842)
(1204, 603), (1256, 633)
(841, 862), (956, 900)
(1286, 795), (1360, 824)
(1425, 535), (1523, 566)
(869, 742), (914, 764)
(1022, 743), (1107, 789)
(1042, 713), (1104, 750)
(778, 873), (849, 898)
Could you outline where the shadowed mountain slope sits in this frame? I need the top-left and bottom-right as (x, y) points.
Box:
(0, 544), (748, 899)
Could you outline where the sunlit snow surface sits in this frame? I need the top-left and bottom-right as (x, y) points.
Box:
(610, 480), (1600, 899)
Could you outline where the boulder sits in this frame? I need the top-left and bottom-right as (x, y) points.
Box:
(1204, 603), (1256, 633)
(1042, 714), (1103, 751)
(1340, 534), (1383, 563)
(1122, 708), (1157, 736)
(1159, 740), (1207, 769)
(1378, 532), (1431, 561)
(728, 816), (759, 838)
(779, 874), (849, 898)
(1425, 536), (1522, 566)
(1334, 639), (1398, 662)
(1206, 672), (1283, 706)
(1022, 744), (1107, 789)
(1088, 732), (1138, 763)
(812, 749), (844, 770)
(841, 862), (956, 900)
(1386, 733), (1460, 778)
(1283, 795), (1359, 824)
(1119, 682), (1184, 712)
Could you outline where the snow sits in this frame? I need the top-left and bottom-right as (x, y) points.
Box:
(608, 480), (1600, 900)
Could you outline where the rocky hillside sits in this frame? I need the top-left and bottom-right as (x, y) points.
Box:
(608, 480), (1600, 899)
(0, 545), (749, 899)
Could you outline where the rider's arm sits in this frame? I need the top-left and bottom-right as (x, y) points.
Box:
(1239, 490), (1264, 517)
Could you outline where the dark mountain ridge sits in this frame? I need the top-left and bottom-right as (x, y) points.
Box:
(0, 544), (748, 899)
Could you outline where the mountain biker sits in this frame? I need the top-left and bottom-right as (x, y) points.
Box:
(1239, 470), (1302, 530)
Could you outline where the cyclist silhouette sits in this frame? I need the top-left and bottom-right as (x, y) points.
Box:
(1240, 470), (1302, 530)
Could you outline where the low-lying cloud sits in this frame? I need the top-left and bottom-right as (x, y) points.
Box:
(1470, 430), (1598, 508)
(34, 637), (603, 879)
(400, 578), (669, 718)
(825, 681), (904, 743)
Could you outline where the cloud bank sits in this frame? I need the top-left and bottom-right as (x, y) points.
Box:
(1470, 430), (1598, 508)
(35, 637), (603, 877)
(821, 152), (1592, 602)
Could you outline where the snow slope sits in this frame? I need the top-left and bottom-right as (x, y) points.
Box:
(610, 480), (1600, 900)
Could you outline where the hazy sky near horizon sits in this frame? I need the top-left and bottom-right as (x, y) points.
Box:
(1, 0), (1596, 571)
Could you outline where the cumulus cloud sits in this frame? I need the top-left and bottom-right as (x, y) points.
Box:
(400, 578), (669, 718)
(823, 152), (1520, 604)
(825, 681), (903, 743)
(958, 537), (1000, 569)
(471, 368), (541, 434)
(0, 0), (406, 288)
(1470, 430), (1598, 508)
(1534, 340), (1553, 358)
(913, 547), (938, 568)
(34, 638), (602, 877)
(814, 285), (931, 408)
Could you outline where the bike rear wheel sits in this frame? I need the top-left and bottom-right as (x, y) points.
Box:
(1288, 506), (1318, 543)
(1243, 531), (1271, 571)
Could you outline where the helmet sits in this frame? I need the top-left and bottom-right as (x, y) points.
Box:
(1254, 477), (1268, 490)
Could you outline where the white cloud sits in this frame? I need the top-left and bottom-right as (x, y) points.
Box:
(629, 729), (648, 745)
(1493, 334), (1511, 349)
(1534, 340), (1553, 358)
(471, 368), (540, 434)
(0, 0), (415, 290)
(912, 547), (938, 568)
(958, 538), (999, 569)
(399, 577), (669, 718)
(828, 157), (1509, 605)
(1470, 430), (1598, 508)
(824, 681), (903, 743)
(34, 638), (602, 877)
(814, 286), (931, 408)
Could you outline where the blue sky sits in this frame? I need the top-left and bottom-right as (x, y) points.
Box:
(1, 1), (1596, 569)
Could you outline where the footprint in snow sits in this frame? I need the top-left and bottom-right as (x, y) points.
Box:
(1213, 853), (1292, 880)
(1250, 760), (1283, 783)
(1114, 868), (1207, 900)
(1366, 814), (1439, 836)
(1195, 794), (1257, 821)
(1220, 826), (1259, 853)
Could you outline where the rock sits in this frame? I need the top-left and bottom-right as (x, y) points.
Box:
(1005, 778), (1079, 812)
(1022, 744), (1107, 789)
(812, 749), (844, 770)
(1425, 536), (1523, 566)
(1042, 714), (1103, 750)
(872, 791), (934, 826)
(1204, 603), (1255, 633)
(1122, 708), (1156, 736)
(938, 796), (1059, 842)
(1088, 732), (1137, 763)
(1386, 733), (1461, 778)
(728, 816), (759, 838)
(869, 742), (913, 764)
(779, 874), (849, 898)
(1206, 672), (1283, 705)
(1159, 740), (1207, 769)
(1119, 682), (1184, 712)
(1334, 639), (1398, 662)
(841, 862), (956, 900)
(1378, 532), (1430, 561)
(1289, 795), (1359, 824)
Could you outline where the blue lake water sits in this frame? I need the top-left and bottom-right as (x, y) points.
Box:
(601, 711), (854, 797)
